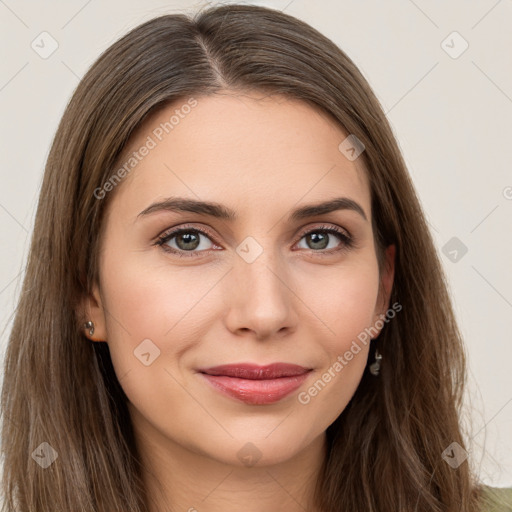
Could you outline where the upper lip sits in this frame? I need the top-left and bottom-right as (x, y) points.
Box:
(198, 363), (311, 380)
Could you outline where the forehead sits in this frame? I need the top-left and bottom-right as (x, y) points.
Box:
(108, 92), (370, 220)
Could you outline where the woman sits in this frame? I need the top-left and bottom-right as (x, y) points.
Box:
(1, 4), (510, 511)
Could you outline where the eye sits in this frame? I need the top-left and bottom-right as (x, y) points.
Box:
(155, 225), (219, 257)
(295, 224), (354, 254)
(154, 223), (354, 258)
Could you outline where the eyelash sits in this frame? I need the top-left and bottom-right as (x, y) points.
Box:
(154, 223), (355, 259)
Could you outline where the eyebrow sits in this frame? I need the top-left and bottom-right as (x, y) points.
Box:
(137, 196), (368, 222)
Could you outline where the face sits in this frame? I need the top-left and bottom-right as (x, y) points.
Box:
(85, 91), (394, 468)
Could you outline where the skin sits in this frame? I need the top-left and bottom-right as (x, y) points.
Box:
(83, 91), (395, 512)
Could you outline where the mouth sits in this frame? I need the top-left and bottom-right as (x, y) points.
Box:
(197, 363), (313, 405)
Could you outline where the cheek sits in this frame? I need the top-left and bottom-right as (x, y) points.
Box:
(299, 256), (381, 348)
(293, 263), (379, 429)
(99, 211), (222, 334)
(98, 252), (212, 363)
(97, 252), (214, 434)
(295, 257), (379, 400)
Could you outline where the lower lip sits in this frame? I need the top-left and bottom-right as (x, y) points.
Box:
(200, 372), (311, 405)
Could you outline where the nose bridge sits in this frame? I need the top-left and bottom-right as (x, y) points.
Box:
(235, 234), (287, 299)
(225, 234), (296, 336)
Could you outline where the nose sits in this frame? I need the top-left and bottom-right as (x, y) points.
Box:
(223, 245), (299, 341)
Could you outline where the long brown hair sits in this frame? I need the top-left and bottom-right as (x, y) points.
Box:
(1, 4), (483, 511)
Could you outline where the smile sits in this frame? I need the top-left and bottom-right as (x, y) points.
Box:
(197, 363), (313, 405)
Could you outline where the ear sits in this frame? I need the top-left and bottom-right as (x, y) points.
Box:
(80, 282), (108, 342)
(372, 244), (396, 329)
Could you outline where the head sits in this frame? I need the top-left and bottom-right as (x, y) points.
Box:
(1, 4), (480, 512)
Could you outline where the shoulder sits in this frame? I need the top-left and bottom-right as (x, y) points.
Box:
(479, 485), (512, 511)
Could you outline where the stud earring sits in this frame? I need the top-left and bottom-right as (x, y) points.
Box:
(84, 321), (95, 337)
(369, 348), (382, 376)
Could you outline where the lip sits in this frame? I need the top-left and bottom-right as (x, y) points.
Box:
(197, 363), (312, 405)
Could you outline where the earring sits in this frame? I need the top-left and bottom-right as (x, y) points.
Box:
(84, 321), (95, 337)
(369, 348), (382, 376)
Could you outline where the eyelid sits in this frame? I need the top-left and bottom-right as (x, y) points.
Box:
(296, 223), (351, 240)
(155, 223), (220, 245)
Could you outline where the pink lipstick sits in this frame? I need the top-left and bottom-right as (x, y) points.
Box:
(197, 363), (312, 405)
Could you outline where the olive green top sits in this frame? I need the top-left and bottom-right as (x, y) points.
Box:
(480, 486), (512, 511)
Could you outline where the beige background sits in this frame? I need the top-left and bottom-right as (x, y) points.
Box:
(0, 0), (511, 486)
